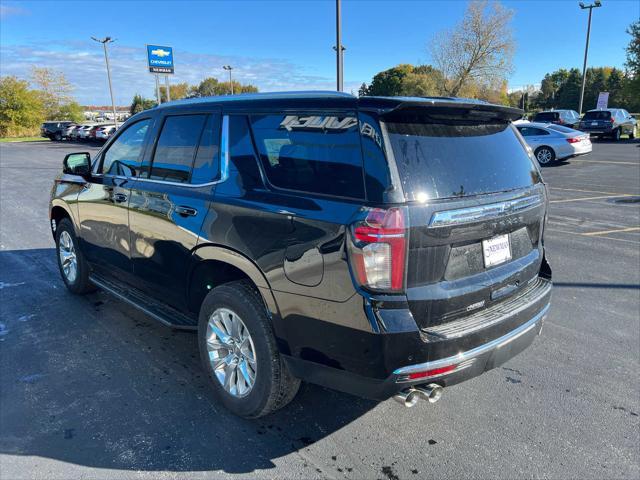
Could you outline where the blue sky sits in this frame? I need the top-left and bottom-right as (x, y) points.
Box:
(1, 0), (637, 105)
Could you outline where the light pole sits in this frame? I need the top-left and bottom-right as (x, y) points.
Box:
(91, 36), (118, 127)
(223, 65), (234, 95)
(334, 0), (344, 91)
(578, 1), (602, 115)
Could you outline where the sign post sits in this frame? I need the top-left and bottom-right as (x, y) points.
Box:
(146, 45), (174, 104)
(596, 92), (609, 110)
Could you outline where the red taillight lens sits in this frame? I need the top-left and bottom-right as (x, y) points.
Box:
(610, 117), (615, 123)
(566, 137), (581, 143)
(348, 207), (407, 292)
(407, 365), (457, 380)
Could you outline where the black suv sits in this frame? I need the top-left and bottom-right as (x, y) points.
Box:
(50, 92), (552, 417)
(41, 121), (75, 141)
(532, 110), (580, 128)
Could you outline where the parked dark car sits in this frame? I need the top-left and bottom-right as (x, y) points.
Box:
(532, 110), (581, 128)
(49, 92), (552, 417)
(41, 121), (74, 141)
(578, 108), (637, 140)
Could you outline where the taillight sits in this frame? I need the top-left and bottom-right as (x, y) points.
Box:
(610, 117), (615, 123)
(566, 137), (581, 143)
(348, 207), (407, 292)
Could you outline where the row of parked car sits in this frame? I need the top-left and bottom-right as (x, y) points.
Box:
(40, 121), (118, 143)
(531, 107), (637, 141)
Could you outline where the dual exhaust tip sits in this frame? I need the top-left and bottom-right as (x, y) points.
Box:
(393, 384), (444, 407)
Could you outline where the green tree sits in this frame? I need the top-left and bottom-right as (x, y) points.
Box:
(429, 0), (515, 96)
(54, 101), (84, 123)
(358, 82), (369, 96)
(0, 76), (45, 137)
(159, 82), (191, 102)
(623, 21), (640, 112)
(366, 64), (414, 96)
(189, 77), (259, 97)
(129, 94), (156, 115)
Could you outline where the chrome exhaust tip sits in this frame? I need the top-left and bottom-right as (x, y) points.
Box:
(393, 388), (420, 408)
(413, 384), (444, 404)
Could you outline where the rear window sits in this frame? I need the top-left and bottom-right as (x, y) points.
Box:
(250, 114), (365, 199)
(386, 118), (540, 201)
(547, 124), (576, 134)
(583, 111), (611, 120)
(534, 112), (558, 122)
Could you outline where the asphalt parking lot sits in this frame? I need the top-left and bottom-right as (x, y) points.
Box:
(1, 139), (638, 479)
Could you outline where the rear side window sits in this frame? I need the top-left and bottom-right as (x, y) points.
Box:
(548, 124), (576, 134)
(583, 111), (611, 120)
(250, 114), (365, 199)
(150, 115), (207, 183)
(533, 112), (558, 122)
(191, 115), (221, 184)
(386, 117), (540, 201)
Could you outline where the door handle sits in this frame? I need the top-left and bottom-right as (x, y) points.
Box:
(113, 193), (128, 203)
(175, 206), (198, 217)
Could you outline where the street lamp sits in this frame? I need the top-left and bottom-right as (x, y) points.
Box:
(91, 36), (118, 127)
(578, 1), (602, 115)
(334, 0), (344, 92)
(223, 65), (234, 95)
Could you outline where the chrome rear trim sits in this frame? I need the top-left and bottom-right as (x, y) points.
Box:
(429, 194), (543, 228)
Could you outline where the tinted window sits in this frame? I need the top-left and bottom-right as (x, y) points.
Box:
(386, 119), (540, 201)
(517, 127), (548, 136)
(583, 111), (611, 120)
(190, 114), (221, 184)
(150, 115), (207, 183)
(548, 124), (576, 134)
(534, 112), (558, 122)
(101, 119), (151, 176)
(250, 113), (365, 199)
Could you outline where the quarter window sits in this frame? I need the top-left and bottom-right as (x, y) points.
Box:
(150, 115), (207, 183)
(101, 119), (151, 176)
(250, 113), (365, 199)
(190, 114), (221, 184)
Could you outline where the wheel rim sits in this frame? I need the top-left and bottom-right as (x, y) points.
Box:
(537, 149), (552, 164)
(206, 307), (257, 398)
(58, 230), (77, 283)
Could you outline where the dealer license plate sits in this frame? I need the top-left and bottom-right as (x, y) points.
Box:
(482, 234), (512, 268)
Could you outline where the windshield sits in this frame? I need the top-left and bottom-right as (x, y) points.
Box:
(534, 112), (558, 121)
(548, 124), (576, 134)
(385, 118), (541, 201)
(583, 111), (611, 120)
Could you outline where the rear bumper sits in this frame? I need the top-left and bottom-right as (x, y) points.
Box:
(283, 277), (552, 401)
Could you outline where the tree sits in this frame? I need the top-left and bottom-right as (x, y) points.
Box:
(30, 67), (74, 120)
(0, 76), (45, 137)
(623, 21), (640, 112)
(55, 101), (84, 123)
(358, 82), (369, 96)
(366, 64), (414, 96)
(130, 94), (156, 115)
(429, 0), (515, 96)
(159, 82), (190, 102)
(189, 77), (259, 97)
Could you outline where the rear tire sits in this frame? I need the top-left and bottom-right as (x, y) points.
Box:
(55, 218), (93, 294)
(612, 128), (621, 141)
(198, 280), (300, 418)
(534, 146), (556, 165)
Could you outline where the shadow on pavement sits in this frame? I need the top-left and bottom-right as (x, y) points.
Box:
(0, 248), (377, 474)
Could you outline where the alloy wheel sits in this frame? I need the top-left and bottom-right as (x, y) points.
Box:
(206, 307), (257, 397)
(58, 230), (78, 283)
(537, 148), (553, 164)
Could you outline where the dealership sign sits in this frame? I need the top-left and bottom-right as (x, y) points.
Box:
(596, 92), (609, 109)
(146, 45), (174, 74)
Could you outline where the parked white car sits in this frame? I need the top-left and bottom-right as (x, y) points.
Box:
(77, 124), (96, 141)
(95, 125), (117, 141)
(515, 122), (592, 165)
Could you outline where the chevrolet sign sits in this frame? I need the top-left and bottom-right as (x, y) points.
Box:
(146, 45), (174, 74)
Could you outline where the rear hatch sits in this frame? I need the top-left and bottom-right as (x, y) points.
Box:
(580, 110), (613, 130)
(382, 104), (548, 341)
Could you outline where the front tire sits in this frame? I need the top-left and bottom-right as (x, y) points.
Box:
(198, 280), (300, 418)
(54, 132), (62, 141)
(630, 126), (636, 140)
(535, 146), (556, 165)
(55, 218), (93, 294)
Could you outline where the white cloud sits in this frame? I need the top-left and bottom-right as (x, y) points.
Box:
(0, 42), (361, 105)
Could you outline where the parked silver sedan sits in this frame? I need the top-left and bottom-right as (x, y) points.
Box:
(515, 122), (592, 165)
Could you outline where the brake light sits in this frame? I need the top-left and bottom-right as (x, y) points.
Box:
(566, 137), (581, 143)
(348, 207), (407, 292)
(610, 117), (615, 123)
(407, 365), (457, 380)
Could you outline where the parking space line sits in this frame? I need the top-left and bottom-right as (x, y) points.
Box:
(583, 226), (640, 236)
(549, 194), (632, 204)
(568, 159), (638, 165)
(549, 187), (635, 196)
(549, 228), (640, 245)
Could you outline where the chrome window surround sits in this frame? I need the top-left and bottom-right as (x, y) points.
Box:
(93, 115), (229, 188)
(429, 194), (543, 228)
(393, 303), (549, 379)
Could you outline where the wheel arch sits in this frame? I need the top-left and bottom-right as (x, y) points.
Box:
(49, 202), (76, 238)
(187, 245), (279, 319)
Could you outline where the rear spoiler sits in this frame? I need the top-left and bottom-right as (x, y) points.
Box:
(358, 96), (524, 122)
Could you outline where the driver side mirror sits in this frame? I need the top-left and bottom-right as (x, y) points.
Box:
(63, 152), (91, 177)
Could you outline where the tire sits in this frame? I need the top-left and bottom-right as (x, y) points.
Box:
(630, 126), (636, 140)
(534, 146), (556, 165)
(612, 128), (621, 141)
(198, 280), (300, 418)
(55, 218), (93, 294)
(54, 132), (62, 141)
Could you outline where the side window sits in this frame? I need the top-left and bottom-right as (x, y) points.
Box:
(518, 127), (534, 137)
(250, 113), (365, 199)
(150, 114), (207, 183)
(190, 114), (221, 184)
(101, 119), (151, 176)
(533, 128), (549, 136)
